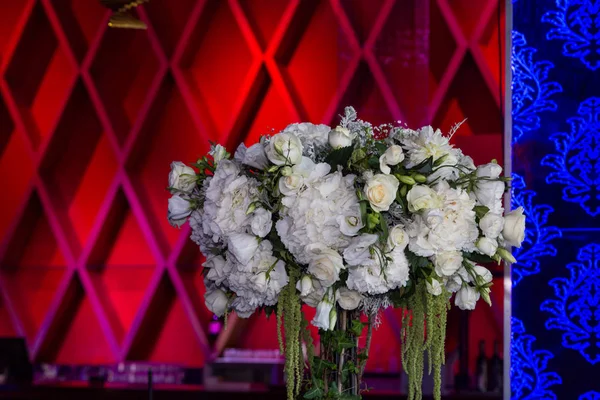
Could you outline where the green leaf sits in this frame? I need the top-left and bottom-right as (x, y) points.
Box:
(335, 335), (356, 352)
(367, 156), (379, 169)
(263, 306), (275, 319)
(350, 320), (364, 337)
(474, 205), (490, 219)
(405, 249), (430, 271)
(379, 216), (389, 242)
(340, 395), (362, 400)
(374, 142), (388, 154)
(359, 201), (368, 226)
(325, 145), (355, 171)
(412, 156), (434, 174)
(463, 251), (494, 264)
(304, 387), (324, 399)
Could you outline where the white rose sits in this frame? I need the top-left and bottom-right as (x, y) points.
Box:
(406, 185), (441, 212)
(279, 174), (303, 195)
(227, 233), (259, 265)
(209, 144), (229, 165)
(479, 212), (504, 239)
(338, 212), (364, 236)
(476, 163), (503, 179)
(306, 244), (344, 287)
(168, 161), (196, 194)
(204, 255), (230, 285)
(445, 275), (462, 293)
(205, 287), (228, 316)
(426, 279), (442, 296)
(203, 255), (226, 272)
(473, 265), (493, 285)
(265, 132), (303, 165)
(434, 251), (463, 277)
(503, 207), (526, 248)
(243, 143), (269, 170)
(364, 174), (399, 212)
(343, 234), (378, 266)
(474, 180), (505, 211)
(388, 225), (409, 250)
(312, 296), (334, 330)
(476, 237), (498, 257)
(251, 208), (272, 238)
(455, 285), (480, 310)
(335, 287), (363, 310)
(328, 126), (354, 148)
(379, 145), (405, 174)
(301, 280), (326, 307)
(168, 195), (192, 227)
(297, 275), (314, 297)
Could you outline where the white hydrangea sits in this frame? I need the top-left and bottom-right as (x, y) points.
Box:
(346, 246), (409, 295)
(276, 169), (362, 265)
(400, 126), (459, 169)
(408, 181), (478, 257)
(283, 122), (330, 161)
(201, 160), (259, 245)
(227, 240), (289, 318)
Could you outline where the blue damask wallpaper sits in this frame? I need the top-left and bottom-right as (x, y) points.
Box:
(512, 0), (600, 398)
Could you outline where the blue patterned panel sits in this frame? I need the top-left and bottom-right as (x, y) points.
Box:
(512, 31), (562, 143)
(542, 97), (600, 216)
(541, 243), (600, 365)
(512, 174), (563, 286)
(543, 0), (600, 71)
(580, 391), (600, 400)
(511, 317), (562, 400)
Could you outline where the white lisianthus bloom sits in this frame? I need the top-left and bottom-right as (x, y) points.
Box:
(444, 274), (462, 293)
(209, 144), (229, 165)
(168, 161), (197, 194)
(328, 126), (354, 148)
(313, 293), (335, 330)
(337, 210), (364, 236)
(473, 264), (493, 285)
(301, 280), (326, 307)
(388, 225), (409, 250)
(343, 234), (378, 266)
(479, 212), (504, 239)
(476, 237), (498, 257)
(427, 279), (443, 296)
(251, 208), (272, 238)
(364, 174), (399, 212)
(279, 174), (303, 195)
(503, 207), (526, 248)
(406, 185), (441, 212)
(473, 163), (505, 213)
(455, 285), (480, 310)
(227, 233), (259, 265)
(297, 275), (314, 297)
(204, 286), (229, 317)
(204, 255), (233, 286)
(265, 131), (303, 165)
(379, 145), (405, 174)
(168, 195), (192, 228)
(335, 287), (363, 310)
(243, 143), (269, 170)
(306, 243), (345, 287)
(433, 251), (463, 277)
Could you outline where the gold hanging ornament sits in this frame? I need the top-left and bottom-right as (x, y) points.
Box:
(100, 0), (150, 29)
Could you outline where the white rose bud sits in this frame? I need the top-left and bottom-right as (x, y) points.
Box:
(379, 145), (405, 174)
(298, 275), (314, 297)
(328, 126), (354, 148)
(433, 251), (463, 277)
(473, 265), (493, 285)
(306, 243), (345, 287)
(265, 132), (303, 165)
(426, 279), (443, 296)
(250, 208), (273, 238)
(278, 174), (303, 195)
(476, 237), (498, 257)
(406, 185), (442, 212)
(388, 225), (409, 250)
(312, 296), (334, 330)
(364, 174), (399, 212)
(168, 195), (192, 228)
(209, 144), (230, 165)
(503, 207), (526, 248)
(168, 161), (197, 194)
(479, 212), (504, 239)
(227, 233), (259, 266)
(205, 287), (228, 317)
(335, 287), (363, 310)
(476, 163), (503, 179)
(455, 285), (480, 310)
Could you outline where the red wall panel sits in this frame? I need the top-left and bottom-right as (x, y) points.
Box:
(0, 0), (504, 376)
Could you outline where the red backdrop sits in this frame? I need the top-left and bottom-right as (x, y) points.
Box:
(0, 0), (504, 375)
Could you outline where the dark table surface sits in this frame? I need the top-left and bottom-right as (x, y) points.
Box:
(0, 383), (502, 400)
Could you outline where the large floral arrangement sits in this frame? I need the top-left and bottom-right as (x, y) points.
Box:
(167, 107), (525, 400)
